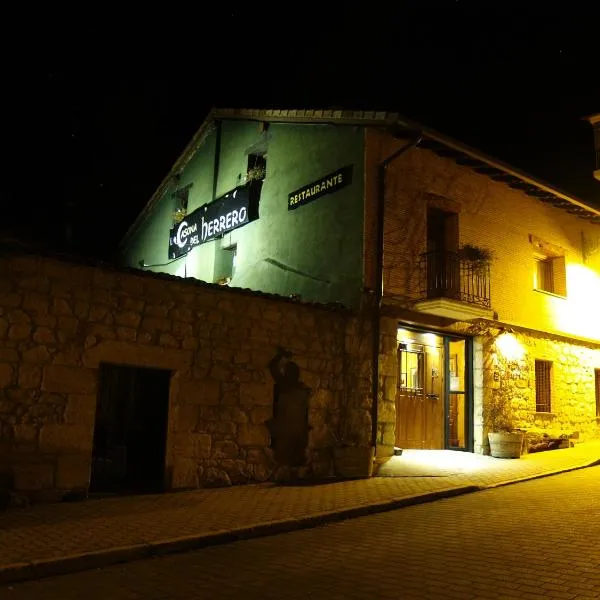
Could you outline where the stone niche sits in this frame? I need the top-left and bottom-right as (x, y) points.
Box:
(0, 251), (370, 502)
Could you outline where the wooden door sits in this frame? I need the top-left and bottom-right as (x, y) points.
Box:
(395, 342), (444, 449)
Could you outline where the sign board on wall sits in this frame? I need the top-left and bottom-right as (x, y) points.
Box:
(288, 165), (353, 211)
(168, 186), (255, 259)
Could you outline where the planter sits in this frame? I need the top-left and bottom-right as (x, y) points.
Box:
(488, 431), (525, 459)
(333, 445), (375, 479)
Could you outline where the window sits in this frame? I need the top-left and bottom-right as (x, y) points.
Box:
(534, 255), (566, 295)
(214, 243), (237, 285)
(172, 183), (192, 226)
(530, 235), (567, 296)
(535, 360), (552, 413)
(595, 369), (600, 418)
(398, 343), (424, 391)
(247, 153), (266, 183)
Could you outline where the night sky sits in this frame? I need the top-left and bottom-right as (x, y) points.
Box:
(3, 2), (599, 260)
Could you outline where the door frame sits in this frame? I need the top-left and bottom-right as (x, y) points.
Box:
(443, 335), (474, 452)
(395, 323), (474, 452)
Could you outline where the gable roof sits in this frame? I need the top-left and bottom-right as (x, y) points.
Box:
(120, 107), (600, 248)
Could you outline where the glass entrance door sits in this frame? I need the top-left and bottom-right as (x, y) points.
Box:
(445, 338), (472, 450)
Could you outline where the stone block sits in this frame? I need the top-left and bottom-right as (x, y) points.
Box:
(92, 269), (116, 288)
(159, 333), (180, 347)
(8, 308), (31, 323)
(55, 454), (92, 489)
(10, 255), (39, 274)
(57, 316), (80, 341)
(83, 339), (192, 370)
(0, 292), (23, 308)
(238, 423), (269, 447)
(383, 376), (398, 403)
(0, 363), (13, 388)
(310, 388), (334, 410)
(8, 324), (32, 340)
(89, 304), (111, 322)
(52, 298), (73, 316)
(176, 403), (200, 431)
(0, 317), (7, 338)
(178, 378), (220, 405)
(33, 327), (56, 344)
(13, 424), (38, 446)
(64, 394), (97, 426)
(171, 457), (199, 489)
(240, 381), (272, 406)
(172, 432), (211, 458)
(250, 406), (273, 425)
(39, 424), (94, 453)
(19, 364), (42, 388)
(213, 440), (240, 459)
(13, 462), (55, 491)
(42, 365), (97, 394)
(116, 327), (137, 341)
(114, 311), (142, 328)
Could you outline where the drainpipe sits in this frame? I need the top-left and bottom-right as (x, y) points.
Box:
(371, 132), (423, 448)
(212, 120), (222, 201)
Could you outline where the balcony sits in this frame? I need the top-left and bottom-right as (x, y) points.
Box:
(412, 251), (494, 321)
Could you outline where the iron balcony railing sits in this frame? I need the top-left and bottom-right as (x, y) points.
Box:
(418, 251), (491, 308)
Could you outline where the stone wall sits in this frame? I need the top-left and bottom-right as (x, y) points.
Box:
(482, 328), (600, 449)
(0, 249), (373, 502)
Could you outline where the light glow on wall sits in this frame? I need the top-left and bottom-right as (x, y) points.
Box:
(495, 332), (525, 361)
(553, 264), (600, 340)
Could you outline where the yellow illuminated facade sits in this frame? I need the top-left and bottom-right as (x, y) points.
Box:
(365, 125), (600, 455)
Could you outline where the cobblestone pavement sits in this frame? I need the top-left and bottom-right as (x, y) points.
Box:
(4, 465), (600, 599)
(1, 443), (599, 584)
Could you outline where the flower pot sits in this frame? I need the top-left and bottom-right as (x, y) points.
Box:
(488, 431), (524, 459)
(333, 446), (375, 478)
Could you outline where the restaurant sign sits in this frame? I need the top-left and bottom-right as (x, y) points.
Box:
(169, 186), (254, 259)
(288, 165), (353, 211)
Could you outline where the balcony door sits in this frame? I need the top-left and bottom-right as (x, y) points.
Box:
(426, 207), (459, 299)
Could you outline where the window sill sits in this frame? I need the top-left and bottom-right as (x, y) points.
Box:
(533, 288), (567, 300)
(531, 411), (556, 418)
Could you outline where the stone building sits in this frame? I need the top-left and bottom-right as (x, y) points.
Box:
(2, 108), (600, 502)
(122, 108), (600, 460)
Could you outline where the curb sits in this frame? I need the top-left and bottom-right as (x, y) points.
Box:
(2, 459), (599, 587)
(0, 485), (479, 586)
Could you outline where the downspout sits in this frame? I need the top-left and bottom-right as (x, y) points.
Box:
(371, 132), (423, 448)
(212, 120), (222, 201)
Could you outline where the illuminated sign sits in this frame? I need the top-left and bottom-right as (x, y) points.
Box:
(168, 186), (255, 259)
(288, 165), (353, 211)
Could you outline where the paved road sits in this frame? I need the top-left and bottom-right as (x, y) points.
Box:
(4, 466), (600, 600)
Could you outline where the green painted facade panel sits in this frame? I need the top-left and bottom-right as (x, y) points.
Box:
(123, 119), (365, 308)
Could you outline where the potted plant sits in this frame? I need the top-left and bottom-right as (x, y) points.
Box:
(173, 207), (187, 224)
(485, 382), (524, 458)
(458, 244), (493, 273)
(330, 408), (375, 478)
(246, 165), (266, 183)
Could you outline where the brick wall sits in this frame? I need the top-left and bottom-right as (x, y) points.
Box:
(0, 250), (373, 502)
(371, 129), (600, 341)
